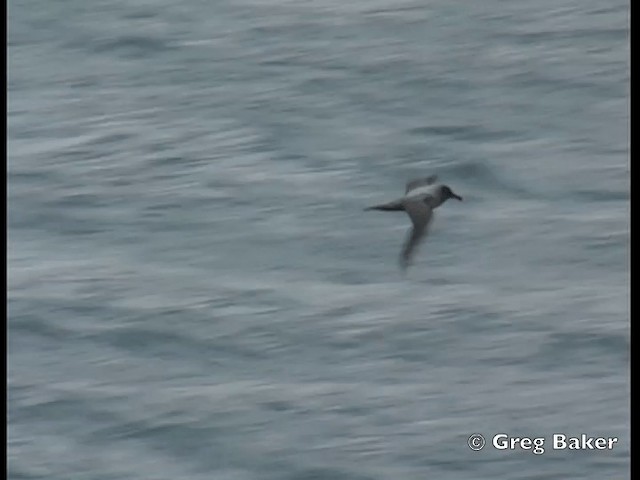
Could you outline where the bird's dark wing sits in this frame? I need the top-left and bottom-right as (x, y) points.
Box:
(405, 175), (438, 194)
(399, 200), (433, 271)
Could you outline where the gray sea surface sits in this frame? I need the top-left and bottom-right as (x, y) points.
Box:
(8, 1), (629, 479)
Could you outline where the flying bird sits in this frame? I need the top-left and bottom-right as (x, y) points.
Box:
(365, 175), (462, 271)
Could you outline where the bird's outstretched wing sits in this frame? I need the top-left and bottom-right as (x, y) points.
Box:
(405, 175), (438, 194)
(399, 200), (433, 271)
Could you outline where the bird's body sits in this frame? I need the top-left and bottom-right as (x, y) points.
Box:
(365, 175), (462, 271)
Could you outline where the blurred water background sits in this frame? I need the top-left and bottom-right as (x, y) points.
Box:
(8, 0), (629, 479)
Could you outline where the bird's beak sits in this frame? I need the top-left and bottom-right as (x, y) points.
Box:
(452, 193), (463, 201)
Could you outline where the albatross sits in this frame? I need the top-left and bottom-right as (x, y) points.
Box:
(365, 175), (463, 271)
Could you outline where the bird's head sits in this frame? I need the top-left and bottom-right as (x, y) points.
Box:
(441, 185), (463, 202)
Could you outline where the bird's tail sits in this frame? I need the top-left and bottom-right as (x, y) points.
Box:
(364, 200), (404, 212)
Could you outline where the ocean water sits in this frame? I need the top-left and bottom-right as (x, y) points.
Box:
(7, 1), (629, 479)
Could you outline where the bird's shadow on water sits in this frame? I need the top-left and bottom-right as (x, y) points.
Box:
(399, 271), (457, 286)
(327, 262), (452, 286)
